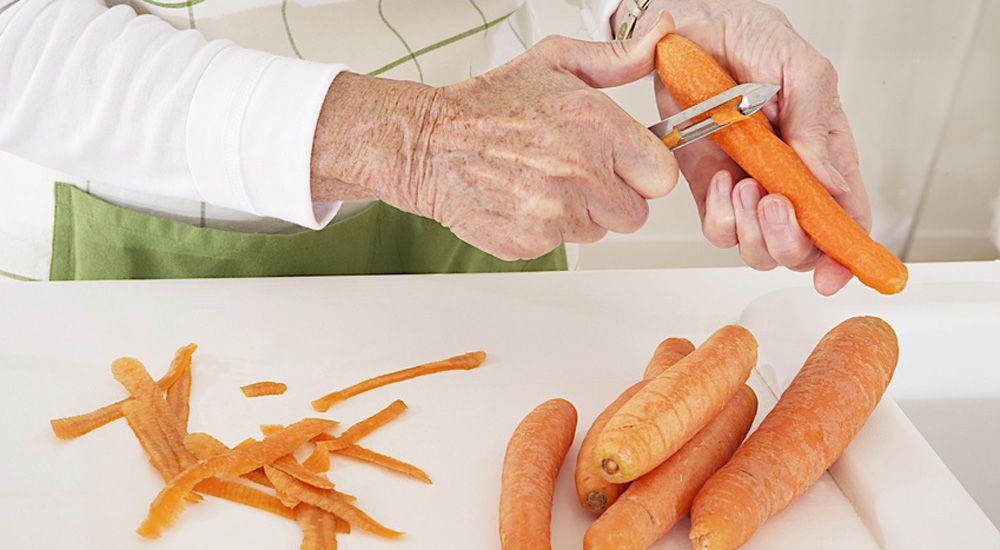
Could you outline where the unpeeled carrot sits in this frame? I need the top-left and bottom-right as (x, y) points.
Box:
(575, 338), (694, 513)
(655, 34), (907, 294)
(690, 316), (898, 550)
(312, 351), (486, 412)
(595, 326), (757, 483)
(584, 386), (757, 550)
(499, 399), (577, 550)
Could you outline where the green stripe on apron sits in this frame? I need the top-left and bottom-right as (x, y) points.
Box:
(49, 183), (566, 280)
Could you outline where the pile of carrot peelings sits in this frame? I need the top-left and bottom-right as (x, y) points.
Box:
(50, 345), (485, 548)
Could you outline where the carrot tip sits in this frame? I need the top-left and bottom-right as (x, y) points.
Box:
(600, 459), (619, 476)
(585, 490), (608, 512)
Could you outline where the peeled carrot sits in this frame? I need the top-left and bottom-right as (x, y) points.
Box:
(575, 338), (694, 513)
(499, 398), (577, 550)
(312, 351), (486, 412)
(655, 34), (907, 294)
(584, 386), (757, 550)
(690, 316), (898, 550)
(595, 326), (757, 483)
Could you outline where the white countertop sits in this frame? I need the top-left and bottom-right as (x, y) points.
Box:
(0, 261), (997, 549)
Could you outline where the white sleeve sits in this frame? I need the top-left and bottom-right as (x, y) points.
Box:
(585, 0), (622, 41)
(0, 0), (347, 229)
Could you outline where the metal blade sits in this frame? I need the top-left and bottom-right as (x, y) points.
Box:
(648, 83), (780, 150)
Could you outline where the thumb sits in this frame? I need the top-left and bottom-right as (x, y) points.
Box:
(780, 70), (851, 196)
(538, 10), (675, 88)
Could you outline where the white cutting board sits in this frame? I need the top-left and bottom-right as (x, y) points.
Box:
(0, 270), (994, 549)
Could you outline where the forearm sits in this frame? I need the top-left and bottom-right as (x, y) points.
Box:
(310, 72), (437, 208)
(0, 0), (344, 228)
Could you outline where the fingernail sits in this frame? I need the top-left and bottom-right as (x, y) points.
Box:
(824, 161), (850, 193)
(762, 198), (787, 225)
(714, 172), (732, 197)
(737, 182), (759, 210)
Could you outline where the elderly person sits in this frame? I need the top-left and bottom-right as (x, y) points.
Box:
(0, 0), (866, 294)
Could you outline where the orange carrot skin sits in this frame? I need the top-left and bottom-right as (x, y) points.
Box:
(655, 34), (907, 295)
(642, 338), (696, 380)
(584, 386), (757, 550)
(596, 326), (757, 483)
(500, 399), (577, 550)
(576, 338), (694, 513)
(690, 316), (898, 550)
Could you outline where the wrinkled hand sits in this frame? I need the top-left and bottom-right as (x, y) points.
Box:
(617, 0), (870, 295)
(312, 13), (679, 261)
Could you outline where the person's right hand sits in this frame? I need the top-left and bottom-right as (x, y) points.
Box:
(311, 13), (678, 261)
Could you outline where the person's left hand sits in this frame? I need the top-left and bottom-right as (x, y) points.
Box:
(614, 0), (870, 295)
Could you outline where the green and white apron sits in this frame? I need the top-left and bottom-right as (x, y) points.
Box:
(0, 0), (611, 281)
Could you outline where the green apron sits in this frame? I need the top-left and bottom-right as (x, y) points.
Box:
(49, 183), (566, 280)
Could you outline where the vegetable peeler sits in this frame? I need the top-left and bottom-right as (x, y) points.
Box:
(648, 83), (780, 151)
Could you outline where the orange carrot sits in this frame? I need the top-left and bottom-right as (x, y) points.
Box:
(584, 386), (757, 550)
(655, 34), (907, 294)
(641, 338), (696, 380)
(576, 338), (694, 513)
(241, 381), (287, 398)
(596, 326), (757, 483)
(690, 316), (898, 550)
(50, 343), (197, 440)
(312, 351), (486, 412)
(499, 399), (577, 550)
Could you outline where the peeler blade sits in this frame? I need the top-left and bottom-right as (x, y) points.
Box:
(648, 83), (780, 151)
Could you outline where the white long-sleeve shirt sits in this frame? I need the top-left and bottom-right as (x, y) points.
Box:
(0, 0), (620, 232)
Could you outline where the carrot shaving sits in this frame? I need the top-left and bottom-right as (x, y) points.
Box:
(121, 399), (181, 481)
(195, 477), (294, 520)
(136, 418), (336, 539)
(265, 466), (402, 539)
(112, 357), (196, 469)
(260, 424), (284, 436)
(320, 400), (407, 452)
(49, 343), (196, 440)
(312, 351), (485, 412)
(303, 445), (331, 474)
(165, 347), (194, 431)
(296, 504), (339, 550)
(241, 381), (287, 398)
(332, 444), (431, 484)
(273, 455), (335, 490)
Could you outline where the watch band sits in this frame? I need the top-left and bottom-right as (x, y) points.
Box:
(614, 0), (653, 41)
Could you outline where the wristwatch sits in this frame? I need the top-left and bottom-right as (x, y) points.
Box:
(614, 0), (653, 41)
